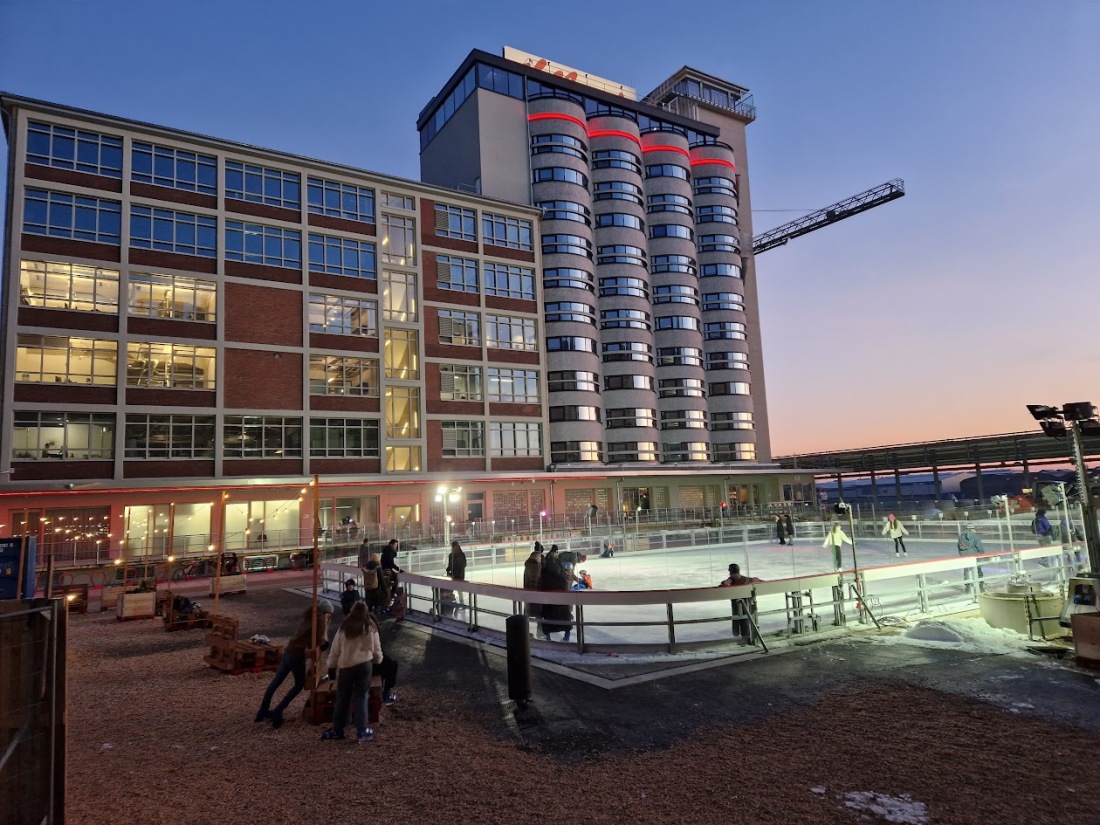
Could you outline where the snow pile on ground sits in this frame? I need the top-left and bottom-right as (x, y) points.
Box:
(894, 617), (1034, 656)
(842, 791), (929, 824)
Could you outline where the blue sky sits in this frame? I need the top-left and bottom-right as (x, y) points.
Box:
(2, 0), (1097, 455)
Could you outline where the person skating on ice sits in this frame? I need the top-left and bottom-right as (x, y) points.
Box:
(882, 514), (909, 557)
(822, 523), (851, 571)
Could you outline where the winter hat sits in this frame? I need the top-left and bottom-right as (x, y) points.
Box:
(317, 599), (335, 615)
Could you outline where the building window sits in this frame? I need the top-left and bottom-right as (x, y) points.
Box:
(420, 65), (477, 149)
(490, 422), (541, 457)
(12, 411), (114, 460)
(441, 421), (485, 457)
(488, 315), (537, 351)
(599, 276), (648, 299)
(694, 176), (737, 198)
(16, 334), (117, 385)
(549, 406), (601, 422)
(225, 221), (300, 267)
(655, 315), (700, 331)
(440, 365), (482, 401)
(657, 346), (702, 367)
(380, 215), (417, 265)
(126, 342), (215, 389)
(130, 205), (217, 257)
(19, 259), (119, 313)
(128, 272), (216, 322)
(697, 204), (738, 224)
(382, 271), (417, 322)
(651, 255), (697, 275)
(594, 180), (643, 206)
(488, 368), (540, 403)
(550, 441), (603, 463)
(547, 335), (596, 354)
(714, 442), (756, 461)
(24, 189), (121, 244)
(646, 164), (689, 180)
(647, 193), (692, 216)
(438, 309), (481, 346)
(381, 193), (415, 211)
(698, 233), (741, 254)
(386, 445), (422, 473)
(600, 308), (650, 330)
(434, 204), (476, 241)
(383, 329), (419, 379)
(595, 212), (643, 231)
(542, 234), (592, 258)
(547, 370), (598, 393)
(478, 63), (526, 98)
(650, 223), (693, 240)
(309, 355), (378, 396)
(544, 267), (593, 292)
(592, 149), (641, 174)
(225, 161), (301, 209)
(27, 121), (122, 177)
(604, 374), (652, 391)
(223, 416), (302, 457)
(701, 263), (743, 279)
(602, 341), (652, 363)
(484, 262), (536, 300)
(703, 292), (745, 312)
(711, 411), (754, 431)
(309, 418), (380, 458)
(709, 381), (751, 396)
(308, 294), (377, 337)
(532, 167), (588, 188)
(596, 244), (646, 267)
(661, 410), (708, 430)
(653, 285), (699, 306)
(482, 213), (533, 250)
(385, 386), (420, 438)
(537, 200), (591, 226)
(704, 321), (747, 340)
(659, 377), (705, 397)
(606, 408), (657, 429)
(607, 441), (658, 462)
(437, 255), (478, 293)
(308, 233), (377, 279)
(545, 302), (595, 325)
(124, 414), (215, 458)
(531, 134), (587, 161)
(132, 142), (216, 194)
(662, 442), (710, 462)
(307, 177), (375, 222)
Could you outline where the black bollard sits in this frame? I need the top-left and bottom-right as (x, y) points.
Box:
(505, 613), (531, 708)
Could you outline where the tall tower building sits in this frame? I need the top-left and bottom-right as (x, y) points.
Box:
(419, 49), (771, 469)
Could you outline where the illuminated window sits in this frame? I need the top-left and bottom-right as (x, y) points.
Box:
(606, 408), (657, 429)
(711, 412), (754, 431)
(16, 334), (117, 385)
(380, 215), (417, 265)
(309, 294), (377, 337)
(385, 445), (421, 472)
(607, 442), (658, 462)
(382, 271), (417, 322)
(661, 410), (708, 430)
(385, 386), (420, 438)
(713, 442), (756, 461)
(662, 441), (710, 462)
(550, 441), (603, 463)
(128, 272), (216, 321)
(125, 342), (216, 390)
(309, 355), (378, 396)
(20, 259), (119, 313)
(12, 411), (114, 460)
(383, 329), (419, 379)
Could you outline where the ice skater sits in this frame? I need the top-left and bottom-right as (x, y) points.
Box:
(784, 514), (795, 545)
(775, 514), (788, 545)
(882, 514), (909, 557)
(822, 523), (851, 571)
(600, 539), (615, 558)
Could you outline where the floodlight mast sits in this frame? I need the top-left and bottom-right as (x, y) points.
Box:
(1028, 402), (1100, 575)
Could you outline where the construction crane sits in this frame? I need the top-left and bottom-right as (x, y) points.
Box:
(751, 178), (905, 256)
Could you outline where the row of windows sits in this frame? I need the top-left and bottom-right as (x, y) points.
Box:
(13, 410), (547, 461)
(547, 440), (756, 463)
(533, 166), (588, 188)
(437, 257), (536, 300)
(15, 337), (215, 389)
(531, 134), (587, 162)
(546, 335), (751, 369)
(438, 310), (539, 351)
(439, 366), (540, 403)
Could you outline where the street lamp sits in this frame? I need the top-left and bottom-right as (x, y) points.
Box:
(990, 495), (1015, 550)
(539, 510), (546, 545)
(1027, 402), (1100, 574)
(436, 485), (462, 548)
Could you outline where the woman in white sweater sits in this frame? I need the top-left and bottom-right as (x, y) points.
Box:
(321, 601), (383, 744)
(882, 514), (909, 557)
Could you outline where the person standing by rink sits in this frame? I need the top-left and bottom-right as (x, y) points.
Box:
(775, 514), (789, 546)
(720, 563), (761, 643)
(822, 523), (852, 571)
(523, 542), (544, 634)
(882, 514), (909, 557)
(321, 601), (382, 744)
(784, 514), (796, 545)
(957, 524), (985, 594)
(446, 540), (467, 610)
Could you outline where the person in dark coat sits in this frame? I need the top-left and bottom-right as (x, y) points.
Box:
(340, 578), (362, 616)
(523, 542), (544, 634)
(362, 552), (389, 616)
(381, 538), (404, 589)
(539, 545), (572, 641)
(783, 514), (795, 545)
(775, 514), (788, 545)
(720, 563), (761, 644)
(256, 600), (333, 728)
(446, 540), (467, 611)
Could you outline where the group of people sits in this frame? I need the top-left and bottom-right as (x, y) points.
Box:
(256, 538), (408, 743)
(773, 514), (796, 545)
(522, 542), (591, 641)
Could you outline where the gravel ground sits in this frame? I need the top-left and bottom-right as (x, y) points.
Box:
(65, 587), (1099, 825)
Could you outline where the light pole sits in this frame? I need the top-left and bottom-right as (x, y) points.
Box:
(436, 485), (462, 548)
(990, 495), (1015, 550)
(1027, 403), (1100, 574)
(539, 510), (546, 545)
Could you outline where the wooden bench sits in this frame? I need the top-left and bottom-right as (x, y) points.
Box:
(303, 675), (383, 726)
(203, 615), (283, 674)
(162, 592), (213, 632)
(209, 573), (247, 597)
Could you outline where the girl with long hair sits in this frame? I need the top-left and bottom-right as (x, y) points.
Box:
(322, 601), (382, 744)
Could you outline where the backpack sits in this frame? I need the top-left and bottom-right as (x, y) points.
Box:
(362, 567), (379, 590)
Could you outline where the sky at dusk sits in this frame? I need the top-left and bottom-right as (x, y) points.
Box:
(1, 0), (1097, 456)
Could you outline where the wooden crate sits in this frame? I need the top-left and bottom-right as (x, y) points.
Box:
(162, 592), (212, 632)
(101, 585), (124, 611)
(209, 574), (247, 597)
(203, 615), (283, 674)
(116, 590), (157, 620)
(302, 675), (382, 726)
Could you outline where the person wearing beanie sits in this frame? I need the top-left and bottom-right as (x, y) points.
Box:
(256, 599), (334, 728)
(341, 578), (362, 616)
(882, 514), (909, 557)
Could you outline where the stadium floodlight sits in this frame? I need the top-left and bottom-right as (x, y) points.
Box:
(1062, 402), (1098, 422)
(1077, 419), (1100, 437)
(1040, 420), (1069, 438)
(1027, 404), (1062, 421)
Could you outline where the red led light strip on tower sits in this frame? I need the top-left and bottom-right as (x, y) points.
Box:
(527, 112), (587, 129)
(587, 129), (642, 147)
(642, 144), (690, 158)
(690, 158), (737, 170)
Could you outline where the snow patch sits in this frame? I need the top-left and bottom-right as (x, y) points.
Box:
(842, 791), (929, 824)
(895, 617), (1034, 656)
